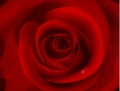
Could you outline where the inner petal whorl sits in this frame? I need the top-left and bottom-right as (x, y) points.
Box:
(35, 20), (78, 70)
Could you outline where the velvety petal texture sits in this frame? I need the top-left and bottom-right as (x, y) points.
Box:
(0, 0), (119, 91)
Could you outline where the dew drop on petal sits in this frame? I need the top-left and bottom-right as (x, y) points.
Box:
(81, 68), (87, 74)
(81, 70), (85, 74)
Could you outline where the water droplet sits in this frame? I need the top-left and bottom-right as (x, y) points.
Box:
(81, 70), (85, 74)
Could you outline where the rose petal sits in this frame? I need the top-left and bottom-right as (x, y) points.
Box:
(44, 7), (105, 83)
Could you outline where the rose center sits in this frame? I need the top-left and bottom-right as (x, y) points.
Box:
(55, 37), (69, 50)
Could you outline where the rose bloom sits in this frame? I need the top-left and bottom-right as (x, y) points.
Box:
(0, 0), (119, 91)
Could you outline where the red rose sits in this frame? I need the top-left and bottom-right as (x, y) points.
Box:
(0, 0), (119, 91)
